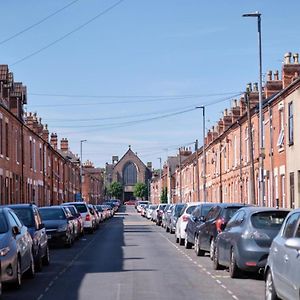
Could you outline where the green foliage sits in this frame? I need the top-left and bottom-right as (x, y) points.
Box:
(160, 187), (168, 203)
(133, 182), (148, 200)
(108, 182), (123, 199)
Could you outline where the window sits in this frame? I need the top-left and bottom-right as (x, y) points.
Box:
(277, 109), (284, 148)
(123, 162), (137, 185)
(288, 102), (294, 145)
(0, 118), (3, 155)
(5, 122), (9, 158)
(290, 172), (295, 209)
(282, 213), (300, 239)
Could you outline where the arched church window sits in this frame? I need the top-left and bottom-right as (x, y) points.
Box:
(123, 162), (137, 185)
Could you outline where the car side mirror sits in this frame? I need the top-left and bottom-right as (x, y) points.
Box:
(12, 226), (20, 236)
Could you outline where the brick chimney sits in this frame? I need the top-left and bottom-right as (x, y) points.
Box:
(147, 162), (152, 170)
(222, 108), (232, 130)
(60, 138), (69, 152)
(206, 129), (213, 144)
(230, 99), (241, 123)
(264, 70), (283, 98)
(50, 133), (58, 150)
(217, 120), (224, 135)
(25, 112), (34, 129)
(282, 52), (300, 88)
(42, 124), (49, 142)
(179, 147), (192, 158)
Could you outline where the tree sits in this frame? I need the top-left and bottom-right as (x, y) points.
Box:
(160, 187), (168, 203)
(108, 182), (123, 199)
(133, 182), (148, 200)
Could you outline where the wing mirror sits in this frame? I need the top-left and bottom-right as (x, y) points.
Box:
(12, 226), (20, 236)
(285, 238), (300, 250)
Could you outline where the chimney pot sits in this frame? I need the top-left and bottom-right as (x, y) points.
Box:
(253, 82), (258, 92)
(246, 83), (252, 92)
(267, 70), (272, 81)
(293, 53), (299, 64)
(274, 70), (279, 80)
(284, 52), (292, 64)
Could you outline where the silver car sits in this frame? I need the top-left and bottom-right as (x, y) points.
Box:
(265, 208), (300, 300)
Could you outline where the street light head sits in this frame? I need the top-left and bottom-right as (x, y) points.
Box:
(80, 139), (87, 143)
(242, 11), (261, 18)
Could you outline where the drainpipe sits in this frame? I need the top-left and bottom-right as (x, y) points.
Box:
(238, 120), (243, 204)
(269, 105), (275, 207)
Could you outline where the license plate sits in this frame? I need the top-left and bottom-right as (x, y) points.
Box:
(47, 234), (52, 239)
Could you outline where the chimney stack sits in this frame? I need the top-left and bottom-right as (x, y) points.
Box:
(282, 52), (300, 88)
(42, 124), (49, 142)
(60, 138), (69, 152)
(50, 133), (58, 150)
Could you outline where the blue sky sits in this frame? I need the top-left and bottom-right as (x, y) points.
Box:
(1, 1), (300, 169)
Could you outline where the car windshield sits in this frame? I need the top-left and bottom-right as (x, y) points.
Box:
(186, 205), (197, 215)
(72, 204), (87, 213)
(251, 211), (289, 229)
(40, 208), (66, 221)
(202, 205), (215, 217)
(12, 208), (35, 227)
(175, 204), (184, 216)
(149, 205), (157, 209)
(223, 207), (243, 220)
(0, 213), (8, 233)
(67, 206), (77, 216)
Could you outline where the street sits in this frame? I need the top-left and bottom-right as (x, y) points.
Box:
(3, 205), (264, 300)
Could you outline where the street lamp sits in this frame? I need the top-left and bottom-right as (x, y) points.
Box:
(242, 11), (264, 206)
(80, 139), (87, 199)
(196, 106), (206, 202)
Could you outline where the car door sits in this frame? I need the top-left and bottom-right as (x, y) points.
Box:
(217, 212), (240, 265)
(35, 208), (48, 253)
(204, 207), (220, 251)
(273, 212), (300, 297)
(281, 214), (300, 300)
(187, 207), (200, 241)
(8, 211), (31, 272)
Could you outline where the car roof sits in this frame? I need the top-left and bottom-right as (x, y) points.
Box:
(39, 205), (64, 209)
(7, 203), (37, 208)
(237, 206), (290, 214)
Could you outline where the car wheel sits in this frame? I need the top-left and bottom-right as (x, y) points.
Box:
(179, 236), (184, 246)
(184, 236), (192, 249)
(265, 269), (279, 300)
(229, 248), (241, 278)
(166, 226), (170, 233)
(212, 245), (222, 270)
(13, 258), (22, 289)
(42, 245), (50, 266)
(194, 235), (205, 256)
(209, 238), (215, 261)
(175, 234), (179, 243)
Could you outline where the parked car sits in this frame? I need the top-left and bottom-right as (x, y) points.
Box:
(136, 201), (150, 212)
(63, 202), (94, 233)
(61, 204), (84, 238)
(146, 205), (158, 220)
(213, 207), (289, 278)
(0, 207), (35, 288)
(88, 204), (99, 230)
(155, 204), (168, 226)
(166, 203), (184, 234)
(140, 204), (148, 217)
(185, 202), (217, 249)
(39, 206), (75, 247)
(265, 208), (300, 300)
(95, 205), (104, 222)
(162, 204), (173, 228)
(8, 204), (50, 271)
(194, 203), (246, 259)
(124, 200), (136, 206)
(175, 202), (201, 246)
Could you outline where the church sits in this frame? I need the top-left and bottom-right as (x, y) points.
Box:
(105, 146), (152, 202)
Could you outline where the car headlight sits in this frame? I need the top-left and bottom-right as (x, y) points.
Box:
(0, 246), (10, 256)
(57, 224), (68, 232)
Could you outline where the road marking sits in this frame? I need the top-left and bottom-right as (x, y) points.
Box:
(116, 283), (121, 300)
(158, 231), (239, 300)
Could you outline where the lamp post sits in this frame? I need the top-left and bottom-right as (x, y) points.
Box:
(242, 11), (264, 206)
(80, 139), (87, 200)
(196, 106), (206, 202)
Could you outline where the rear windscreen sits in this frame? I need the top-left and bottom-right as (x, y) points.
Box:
(72, 204), (88, 213)
(0, 213), (8, 233)
(175, 204), (184, 216)
(251, 211), (288, 229)
(40, 208), (66, 221)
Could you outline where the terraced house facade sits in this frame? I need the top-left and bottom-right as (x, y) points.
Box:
(0, 65), (102, 206)
(151, 52), (300, 209)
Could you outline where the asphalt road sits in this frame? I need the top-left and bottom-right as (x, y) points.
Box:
(4, 206), (265, 300)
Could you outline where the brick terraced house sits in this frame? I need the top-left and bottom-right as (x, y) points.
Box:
(151, 52), (300, 209)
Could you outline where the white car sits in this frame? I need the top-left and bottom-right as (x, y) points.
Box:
(136, 201), (149, 213)
(146, 205), (158, 220)
(175, 202), (202, 247)
(63, 202), (94, 233)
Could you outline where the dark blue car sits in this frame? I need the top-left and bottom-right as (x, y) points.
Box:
(8, 204), (50, 271)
